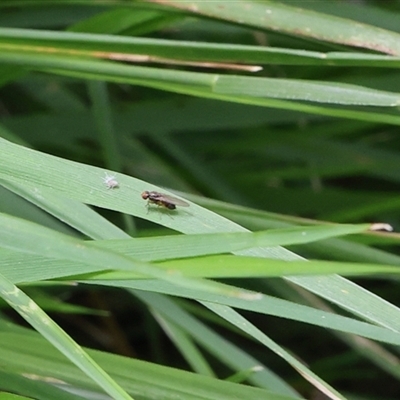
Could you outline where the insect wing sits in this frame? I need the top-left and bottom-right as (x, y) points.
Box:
(155, 193), (190, 207)
(163, 195), (190, 207)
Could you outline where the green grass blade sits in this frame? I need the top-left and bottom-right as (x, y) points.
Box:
(1, 50), (399, 107)
(0, 273), (133, 400)
(2, 137), (400, 334)
(89, 278), (400, 347)
(1, 179), (128, 240)
(0, 211), (260, 300)
(154, 0), (400, 55)
(202, 302), (346, 400)
(135, 291), (300, 396)
(154, 313), (216, 377)
(0, 330), (299, 400)
(2, 27), (400, 67)
(213, 75), (400, 106)
(0, 369), (81, 400)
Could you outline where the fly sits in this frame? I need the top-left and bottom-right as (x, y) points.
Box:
(141, 191), (190, 210)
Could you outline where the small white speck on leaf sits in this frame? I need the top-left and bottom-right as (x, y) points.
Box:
(103, 173), (119, 189)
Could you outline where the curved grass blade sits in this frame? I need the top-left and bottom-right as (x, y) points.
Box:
(0, 272), (132, 400)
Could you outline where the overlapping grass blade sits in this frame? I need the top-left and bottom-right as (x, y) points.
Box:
(0, 273), (132, 400)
